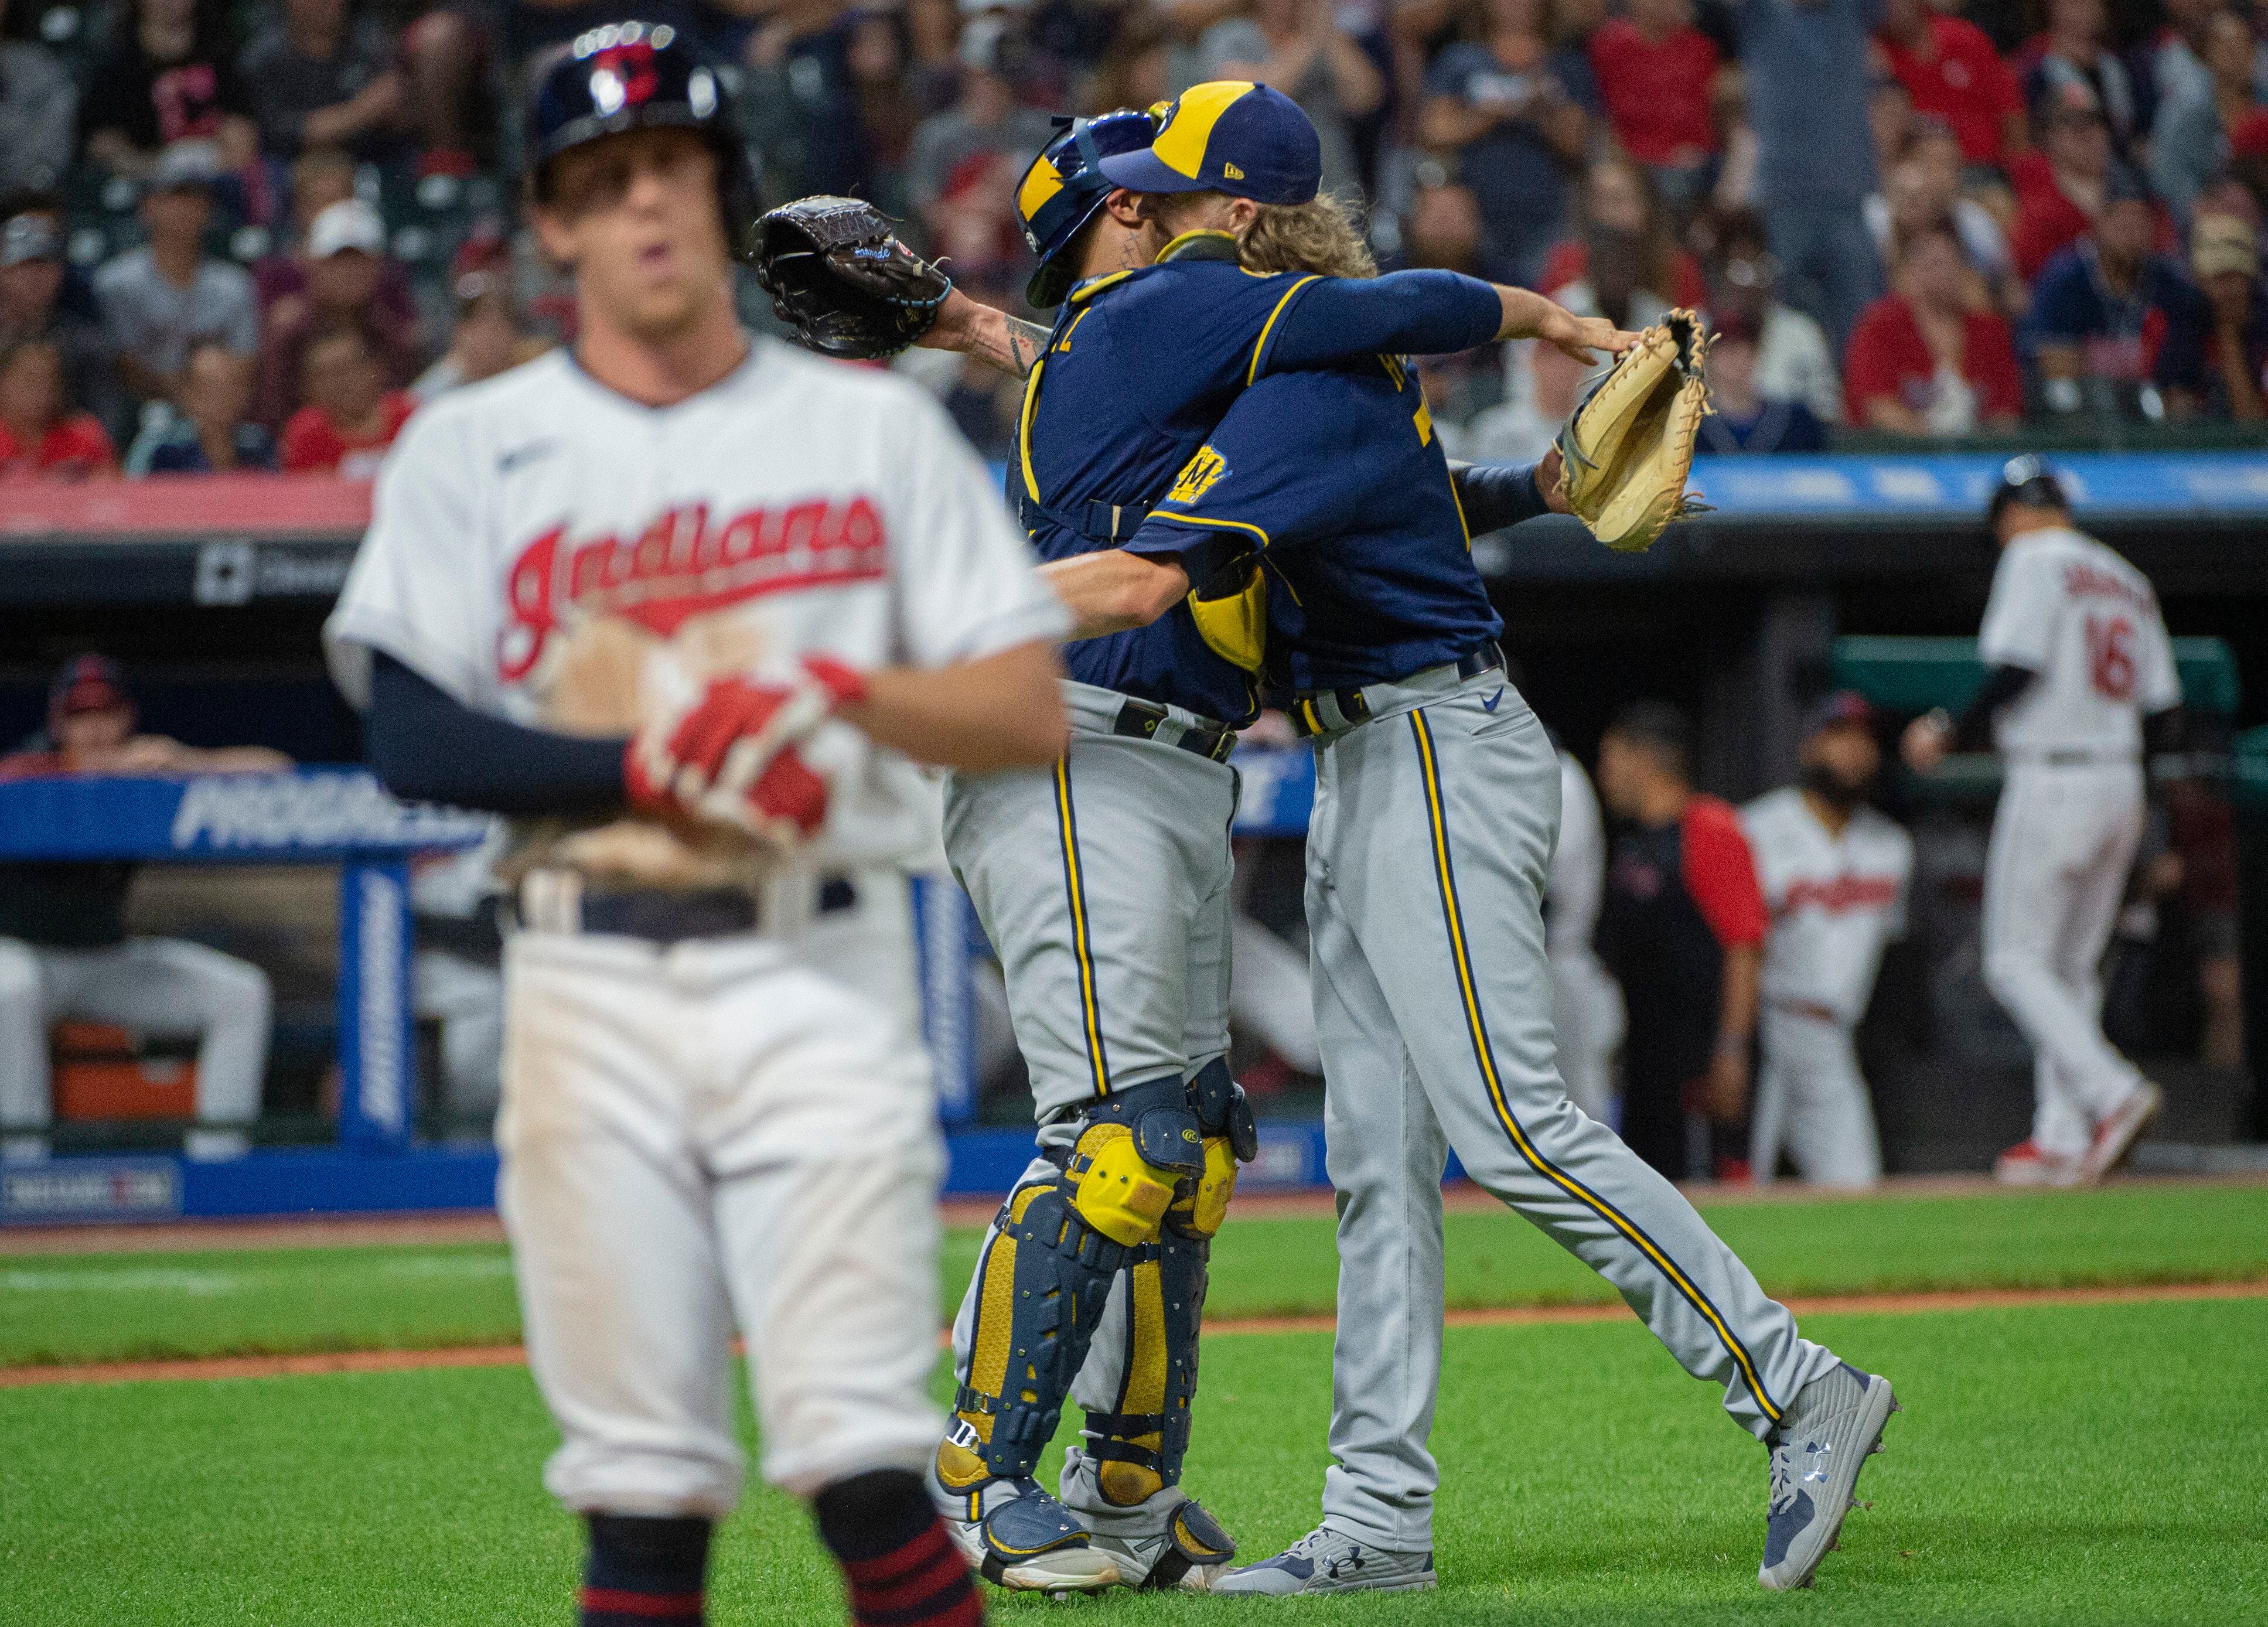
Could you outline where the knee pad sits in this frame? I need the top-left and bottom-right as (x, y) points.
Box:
(1065, 1077), (1205, 1247)
(1083, 1225), (1210, 1507)
(1168, 1135), (1239, 1240)
(1188, 1056), (1259, 1163)
(947, 1178), (1130, 1482)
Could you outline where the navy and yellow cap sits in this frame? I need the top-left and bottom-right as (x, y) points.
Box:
(1015, 108), (1158, 308)
(1096, 81), (1321, 206)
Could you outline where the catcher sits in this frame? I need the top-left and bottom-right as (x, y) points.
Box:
(751, 86), (1638, 1598)
(1036, 294), (1902, 1595)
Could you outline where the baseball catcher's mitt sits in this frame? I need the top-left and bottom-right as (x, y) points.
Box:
(749, 196), (953, 360)
(1554, 309), (1713, 554)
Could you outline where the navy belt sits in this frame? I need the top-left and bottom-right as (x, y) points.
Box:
(516, 875), (857, 944)
(1110, 695), (1238, 762)
(1017, 489), (1155, 544)
(1289, 643), (1505, 739)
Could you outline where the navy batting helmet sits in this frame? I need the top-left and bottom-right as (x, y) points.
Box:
(526, 21), (757, 251)
(1014, 108), (1158, 309)
(1986, 454), (2070, 530)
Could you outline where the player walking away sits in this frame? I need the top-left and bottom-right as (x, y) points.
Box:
(1904, 456), (2181, 1187)
(818, 88), (1633, 1597)
(1595, 702), (1769, 1184)
(1044, 293), (1899, 1594)
(325, 26), (1070, 1627)
(1548, 741), (1624, 1125)
(1741, 693), (1913, 1188)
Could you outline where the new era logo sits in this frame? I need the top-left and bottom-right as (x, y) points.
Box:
(1223, 162), (1245, 179)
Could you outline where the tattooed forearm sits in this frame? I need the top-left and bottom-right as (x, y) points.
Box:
(993, 316), (1052, 378)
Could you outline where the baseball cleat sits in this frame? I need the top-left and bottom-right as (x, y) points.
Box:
(1759, 1361), (1899, 1592)
(1993, 1140), (2081, 1187)
(1081, 1489), (1238, 1592)
(1213, 1524), (1437, 1595)
(2078, 1082), (2162, 1183)
(930, 1467), (1120, 1594)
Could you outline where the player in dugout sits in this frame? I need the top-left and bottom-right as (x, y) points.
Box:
(0, 654), (290, 1163)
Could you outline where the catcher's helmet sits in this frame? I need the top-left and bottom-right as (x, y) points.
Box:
(526, 21), (756, 251)
(1014, 108), (1158, 309)
(1986, 453), (2070, 530)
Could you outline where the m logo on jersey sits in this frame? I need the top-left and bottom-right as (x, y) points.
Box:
(1170, 445), (1228, 504)
(498, 497), (888, 681)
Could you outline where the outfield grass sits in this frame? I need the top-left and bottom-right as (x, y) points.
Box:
(2, 1298), (2262, 1624)
(5, 1182), (2267, 1366)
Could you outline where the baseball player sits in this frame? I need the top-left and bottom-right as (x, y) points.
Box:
(804, 89), (1633, 1594)
(325, 26), (1072, 1627)
(1045, 262), (1899, 1594)
(1548, 742), (1624, 1125)
(1904, 456), (2181, 1186)
(1741, 693), (1913, 1188)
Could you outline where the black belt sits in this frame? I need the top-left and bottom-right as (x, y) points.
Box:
(1110, 695), (1238, 762)
(2020, 749), (2141, 767)
(519, 875), (858, 945)
(1289, 643), (1505, 739)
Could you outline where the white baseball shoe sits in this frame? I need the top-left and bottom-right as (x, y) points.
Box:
(928, 1464), (1120, 1595)
(1213, 1524), (1437, 1595)
(1993, 1140), (2081, 1186)
(2078, 1082), (2163, 1183)
(1083, 1492), (1238, 1592)
(1759, 1362), (1900, 1591)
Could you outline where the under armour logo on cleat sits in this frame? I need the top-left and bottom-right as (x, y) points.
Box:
(1802, 1441), (1832, 1483)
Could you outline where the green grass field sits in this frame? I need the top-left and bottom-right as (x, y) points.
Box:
(6, 1181), (2267, 1366)
(4, 1299), (2263, 1624)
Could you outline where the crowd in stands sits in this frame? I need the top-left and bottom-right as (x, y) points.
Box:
(2, 0), (2266, 480)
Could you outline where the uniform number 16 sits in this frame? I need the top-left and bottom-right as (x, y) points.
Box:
(2085, 613), (2136, 700)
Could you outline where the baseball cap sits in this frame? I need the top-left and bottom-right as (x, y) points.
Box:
(307, 198), (386, 260)
(1802, 690), (1875, 739)
(0, 213), (61, 268)
(1096, 81), (1321, 206)
(2192, 213), (2259, 282)
(48, 654), (131, 723)
(148, 141), (221, 193)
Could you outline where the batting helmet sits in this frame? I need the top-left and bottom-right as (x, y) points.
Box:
(1986, 453), (2070, 530)
(525, 21), (757, 252)
(1014, 108), (1158, 309)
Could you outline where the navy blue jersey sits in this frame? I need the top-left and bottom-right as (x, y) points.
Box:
(1126, 357), (1504, 693)
(1017, 231), (1500, 724)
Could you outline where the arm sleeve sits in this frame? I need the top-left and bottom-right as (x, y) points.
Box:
(366, 653), (628, 815)
(1449, 460), (1551, 533)
(1261, 271), (1503, 375)
(1950, 661), (2038, 751)
(1681, 801), (1769, 949)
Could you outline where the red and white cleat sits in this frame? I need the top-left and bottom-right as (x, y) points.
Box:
(2078, 1082), (2163, 1183)
(1993, 1140), (2081, 1187)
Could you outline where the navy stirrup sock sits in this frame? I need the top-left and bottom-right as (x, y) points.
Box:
(813, 1469), (984, 1626)
(580, 1512), (711, 1625)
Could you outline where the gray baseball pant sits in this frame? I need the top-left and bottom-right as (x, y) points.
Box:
(1304, 668), (1837, 1553)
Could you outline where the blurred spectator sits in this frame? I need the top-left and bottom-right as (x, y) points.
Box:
(2025, 182), (2197, 415)
(0, 337), (117, 478)
(1702, 208), (1843, 421)
(79, 0), (256, 180)
(1087, 9), (1179, 115)
(2157, 212), (2267, 418)
(908, 18), (1057, 278)
(1874, 0), (2025, 165)
(251, 148), (421, 335)
(1586, 0), (1720, 215)
(281, 325), (414, 474)
(838, 9), (920, 215)
(0, 195), (117, 429)
(1695, 309), (1828, 452)
(2150, 11), (2268, 228)
(2137, 0), (2268, 126)
(1724, 0), (1884, 352)
(739, 0), (885, 204)
(239, 0), (406, 163)
(1399, 178), (1496, 275)
(0, 0), (77, 192)
(93, 146), (258, 410)
(0, 654), (283, 1165)
(2021, 0), (2139, 160)
(1868, 74), (1915, 183)
(256, 197), (422, 427)
(1866, 121), (2023, 308)
(2010, 81), (2115, 282)
(1540, 155), (1707, 312)
(903, 0), (966, 110)
(397, 8), (495, 174)
(414, 270), (548, 400)
(1195, 0), (1384, 198)
(1844, 222), (2023, 433)
(1419, 0), (1597, 284)
(124, 338), (275, 472)
(1708, 66), (1760, 213)
(1462, 336), (1589, 461)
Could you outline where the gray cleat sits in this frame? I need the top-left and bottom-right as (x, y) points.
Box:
(1213, 1523), (1437, 1596)
(1759, 1361), (1901, 1591)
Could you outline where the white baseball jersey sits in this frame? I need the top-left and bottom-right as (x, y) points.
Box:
(325, 340), (1067, 879)
(1977, 526), (2180, 758)
(1740, 787), (1912, 1026)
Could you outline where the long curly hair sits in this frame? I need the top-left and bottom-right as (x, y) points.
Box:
(1151, 189), (1379, 279)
